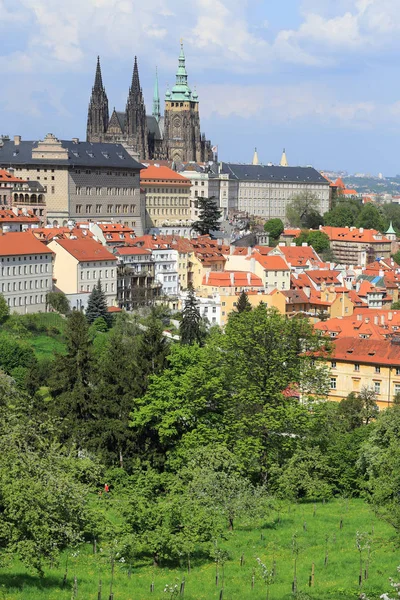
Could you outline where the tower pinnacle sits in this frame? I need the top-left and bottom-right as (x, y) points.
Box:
(280, 148), (288, 167)
(252, 147), (259, 165)
(152, 67), (161, 122)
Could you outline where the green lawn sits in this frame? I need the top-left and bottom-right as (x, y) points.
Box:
(28, 335), (66, 360)
(1, 498), (398, 599)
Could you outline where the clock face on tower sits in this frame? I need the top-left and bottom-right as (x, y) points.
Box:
(173, 116), (181, 137)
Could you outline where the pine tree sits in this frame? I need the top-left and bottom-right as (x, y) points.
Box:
(50, 311), (93, 443)
(236, 290), (252, 313)
(86, 280), (109, 326)
(191, 196), (222, 236)
(180, 285), (203, 345)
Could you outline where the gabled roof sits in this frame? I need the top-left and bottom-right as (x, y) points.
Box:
(52, 237), (116, 262)
(0, 231), (52, 256)
(253, 254), (290, 271)
(276, 245), (321, 266)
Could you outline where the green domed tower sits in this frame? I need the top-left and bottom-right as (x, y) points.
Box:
(163, 42), (212, 163)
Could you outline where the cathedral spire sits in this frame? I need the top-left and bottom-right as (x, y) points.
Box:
(252, 147), (259, 165)
(280, 148), (288, 167)
(130, 56), (140, 96)
(94, 55), (104, 91)
(87, 55), (109, 142)
(152, 67), (161, 122)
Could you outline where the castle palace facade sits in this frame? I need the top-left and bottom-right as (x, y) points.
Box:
(86, 44), (213, 164)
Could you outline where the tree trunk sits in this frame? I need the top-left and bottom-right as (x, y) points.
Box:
(153, 553), (159, 567)
(228, 517), (234, 531)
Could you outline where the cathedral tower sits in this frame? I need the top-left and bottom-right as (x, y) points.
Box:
(87, 57), (109, 143)
(125, 57), (149, 159)
(163, 42), (205, 163)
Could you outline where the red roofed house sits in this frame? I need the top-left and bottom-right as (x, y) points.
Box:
(321, 226), (391, 266)
(141, 165), (192, 230)
(327, 335), (400, 409)
(48, 237), (117, 308)
(0, 207), (41, 232)
(271, 244), (322, 272)
(0, 231), (53, 313)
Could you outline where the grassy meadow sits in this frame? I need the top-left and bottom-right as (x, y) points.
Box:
(1, 498), (399, 600)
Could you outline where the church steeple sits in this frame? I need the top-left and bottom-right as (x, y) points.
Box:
(94, 55), (104, 91)
(130, 56), (140, 97)
(125, 56), (149, 159)
(152, 67), (161, 122)
(252, 147), (259, 165)
(86, 56), (109, 142)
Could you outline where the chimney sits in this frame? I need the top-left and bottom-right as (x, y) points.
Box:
(381, 315), (385, 325)
(357, 314), (362, 321)
(247, 246), (252, 256)
(365, 317), (369, 324)
(247, 272), (251, 285)
(374, 316), (379, 325)
(290, 243), (296, 247)
(72, 137), (79, 144)
(388, 311), (393, 321)
(359, 227), (364, 233)
(302, 243), (308, 247)
(230, 272), (234, 286)
(205, 271), (210, 284)
(14, 135), (21, 146)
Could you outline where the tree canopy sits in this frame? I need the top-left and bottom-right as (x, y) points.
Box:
(191, 196), (222, 236)
(286, 191), (322, 228)
(264, 218), (284, 240)
(86, 280), (110, 326)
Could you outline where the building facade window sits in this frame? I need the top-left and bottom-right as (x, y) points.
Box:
(330, 378), (337, 390)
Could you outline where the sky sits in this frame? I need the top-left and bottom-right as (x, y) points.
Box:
(2, 0), (400, 175)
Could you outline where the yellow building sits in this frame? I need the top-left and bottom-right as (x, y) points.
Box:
(141, 165), (191, 229)
(327, 336), (400, 409)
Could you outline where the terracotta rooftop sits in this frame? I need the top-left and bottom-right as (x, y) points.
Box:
(0, 231), (52, 256)
(202, 271), (263, 287)
(51, 237), (116, 262)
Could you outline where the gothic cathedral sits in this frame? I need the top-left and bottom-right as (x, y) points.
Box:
(86, 43), (213, 163)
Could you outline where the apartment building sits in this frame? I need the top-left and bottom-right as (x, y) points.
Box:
(141, 165), (192, 229)
(48, 237), (117, 306)
(321, 226), (392, 266)
(216, 163), (330, 220)
(115, 246), (161, 310)
(0, 134), (145, 232)
(328, 336), (400, 409)
(0, 207), (41, 232)
(0, 231), (53, 313)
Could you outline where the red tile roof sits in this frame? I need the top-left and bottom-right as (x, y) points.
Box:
(332, 336), (400, 366)
(52, 237), (116, 262)
(0, 208), (40, 223)
(0, 169), (24, 183)
(202, 271), (263, 287)
(322, 226), (390, 244)
(253, 254), (290, 271)
(115, 246), (152, 256)
(277, 245), (320, 266)
(0, 231), (52, 256)
(140, 165), (191, 184)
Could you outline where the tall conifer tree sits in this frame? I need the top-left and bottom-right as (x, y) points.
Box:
(180, 285), (203, 345)
(86, 280), (110, 326)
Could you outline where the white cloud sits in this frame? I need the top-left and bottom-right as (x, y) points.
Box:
(199, 82), (381, 128)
